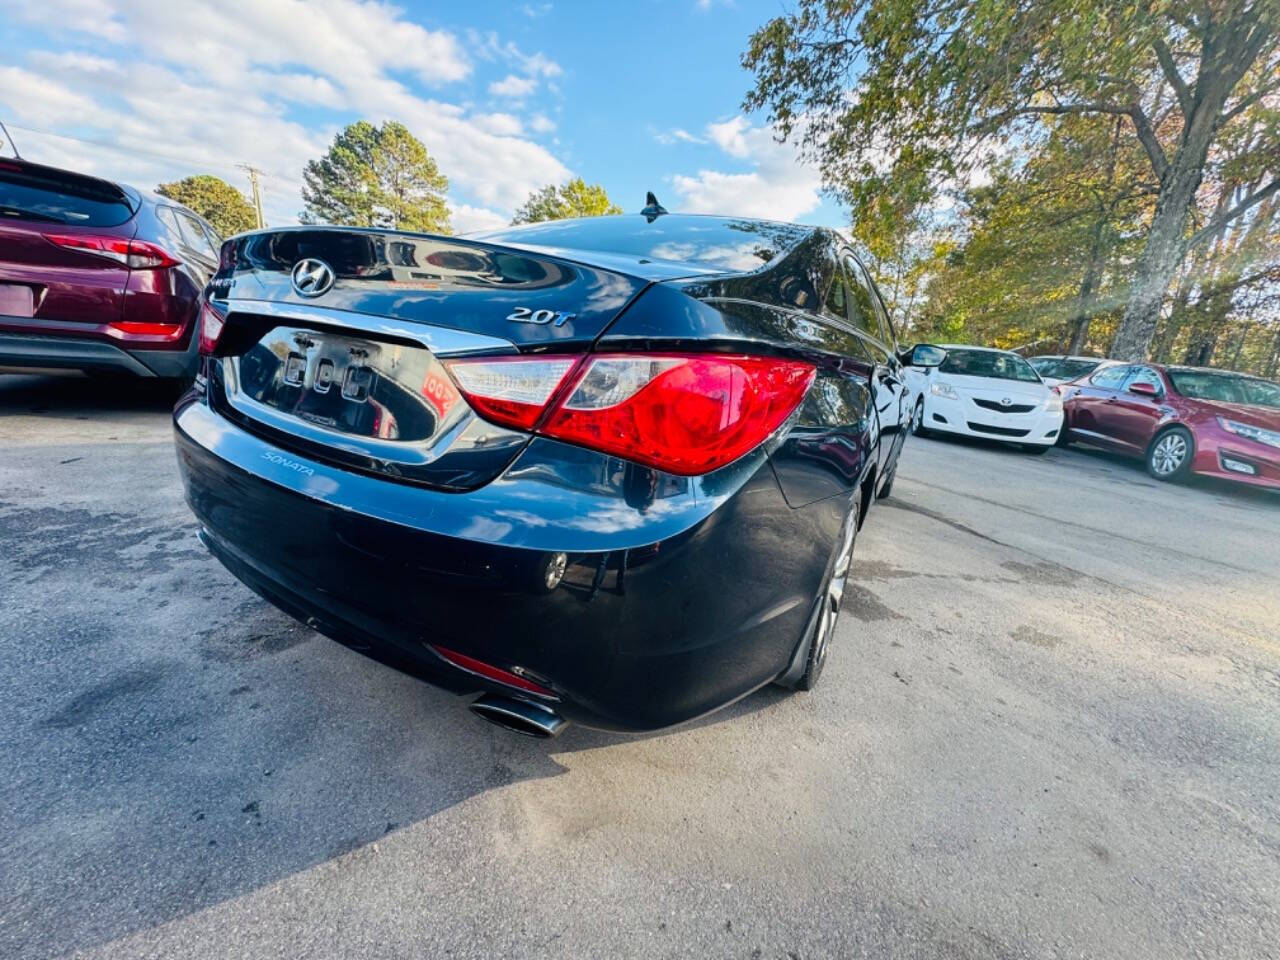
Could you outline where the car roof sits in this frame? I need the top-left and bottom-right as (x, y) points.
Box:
(1030, 355), (1107, 362)
(938, 344), (1020, 355)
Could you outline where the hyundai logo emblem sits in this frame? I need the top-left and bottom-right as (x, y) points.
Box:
(1000, 397), (1012, 406)
(291, 258), (335, 298)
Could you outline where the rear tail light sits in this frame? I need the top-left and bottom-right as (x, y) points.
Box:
(446, 356), (581, 429)
(446, 353), (815, 475)
(198, 300), (226, 355)
(46, 234), (179, 269)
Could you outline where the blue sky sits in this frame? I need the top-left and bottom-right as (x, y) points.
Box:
(0, 0), (844, 232)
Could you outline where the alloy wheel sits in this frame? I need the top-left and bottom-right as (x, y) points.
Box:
(812, 511), (856, 671)
(1151, 432), (1188, 477)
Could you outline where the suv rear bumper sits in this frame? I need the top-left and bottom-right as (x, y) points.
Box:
(175, 395), (843, 731)
(0, 326), (198, 378)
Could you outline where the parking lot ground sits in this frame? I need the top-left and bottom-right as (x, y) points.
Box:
(2, 372), (1279, 960)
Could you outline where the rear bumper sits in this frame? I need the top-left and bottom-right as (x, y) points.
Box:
(174, 396), (844, 731)
(0, 321), (198, 378)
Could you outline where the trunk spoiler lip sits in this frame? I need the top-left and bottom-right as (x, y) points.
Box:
(213, 297), (517, 358)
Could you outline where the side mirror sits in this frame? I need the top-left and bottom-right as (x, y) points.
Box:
(906, 343), (947, 368)
(1128, 381), (1160, 397)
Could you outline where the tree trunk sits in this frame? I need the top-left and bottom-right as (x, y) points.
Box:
(1110, 41), (1243, 362)
(1066, 225), (1104, 355)
(1111, 143), (1217, 360)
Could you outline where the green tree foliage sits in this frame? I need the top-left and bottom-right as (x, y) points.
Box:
(155, 175), (257, 237)
(301, 121), (451, 233)
(743, 0), (1280, 362)
(916, 114), (1155, 354)
(511, 178), (623, 224)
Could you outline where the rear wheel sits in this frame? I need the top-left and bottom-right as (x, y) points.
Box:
(792, 503), (858, 691)
(1147, 426), (1194, 481)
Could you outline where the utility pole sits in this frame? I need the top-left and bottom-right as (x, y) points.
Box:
(237, 163), (266, 229)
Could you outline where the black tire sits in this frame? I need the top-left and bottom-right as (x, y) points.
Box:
(789, 503), (859, 692)
(1147, 426), (1194, 482)
(910, 399), (930, 438)
(1022, 444), (1051, 455)
(877, 466), (896, 499)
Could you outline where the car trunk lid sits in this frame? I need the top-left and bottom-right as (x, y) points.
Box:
(208, 227), (651, 490)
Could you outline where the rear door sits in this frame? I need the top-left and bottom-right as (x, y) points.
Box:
(166, 207), (220, 285)
(0, 160), (138, 325)
(844, 252), (904, 476)
(1069, 364), (1131, 444)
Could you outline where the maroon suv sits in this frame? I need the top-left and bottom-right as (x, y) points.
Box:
(0, 158), (222, 380)
(1061, 362), (1280, 490)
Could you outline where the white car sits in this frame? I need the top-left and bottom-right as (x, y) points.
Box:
(905, 344), (1064, 453)
(1027, 354), (1114, 387)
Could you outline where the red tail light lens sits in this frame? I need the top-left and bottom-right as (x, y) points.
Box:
(46, 234), (179, 269)
(198, 301), (226, 355)
(430, 645), (557, 698)
(446, 353), (815, 475)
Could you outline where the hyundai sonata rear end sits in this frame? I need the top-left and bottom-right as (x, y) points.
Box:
(176, 216), (899, 734)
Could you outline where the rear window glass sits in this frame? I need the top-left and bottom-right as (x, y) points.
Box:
(1168, 371), (1280, 409)
(939, 348), (1041, 382)
(0, 165), (134, 226)
(476, 215), (810, 272)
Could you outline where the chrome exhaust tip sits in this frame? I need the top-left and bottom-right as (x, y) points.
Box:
(469, 694), (568, 738)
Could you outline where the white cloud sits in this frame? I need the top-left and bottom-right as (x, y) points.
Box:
(472, 112), (524, 137)
(529, 113), (557, 134)
(667, 116), (823, 221)
(489, 74), (537, 98)
(453, 204), (510, 234)
(0, 0), (570, 222)
(656, 128), (706, 145)
(520, 3), (552, 17)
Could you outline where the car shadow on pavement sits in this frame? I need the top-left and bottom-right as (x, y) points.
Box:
(1, 508), (794, 960)
(0, 371), (185, 415)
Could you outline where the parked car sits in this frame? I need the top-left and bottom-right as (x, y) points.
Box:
(906, 344), (1063, 452)
(175, 212), (923, 735)
(1060, 362), (1280, 488)
(0, 157), (221, 380)
(1028, 354), (1114, 386)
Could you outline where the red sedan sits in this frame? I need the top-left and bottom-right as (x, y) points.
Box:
(1060, 362), (1280, 490)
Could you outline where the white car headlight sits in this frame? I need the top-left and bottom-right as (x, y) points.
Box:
(930, 382), (959, 401)
(1044, 390), (1063, 413)
(1219, 417), (1280, 449)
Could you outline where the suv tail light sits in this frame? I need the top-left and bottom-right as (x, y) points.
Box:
(46, 234), (179, 269)
(446, 353), (814, 475)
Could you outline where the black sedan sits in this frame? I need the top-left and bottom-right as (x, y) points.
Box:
(175, 206), (923, 735)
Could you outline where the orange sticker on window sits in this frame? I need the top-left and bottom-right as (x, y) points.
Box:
(422, 369), (460, 419)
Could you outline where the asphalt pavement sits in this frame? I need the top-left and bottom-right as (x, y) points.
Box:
(2, 372), (1278, 960)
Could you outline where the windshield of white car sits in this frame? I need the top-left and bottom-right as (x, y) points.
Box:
(1168, 371), (1280, 409)
(939, 349), (1041, 382)
(1030, 358), (1099, 381)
